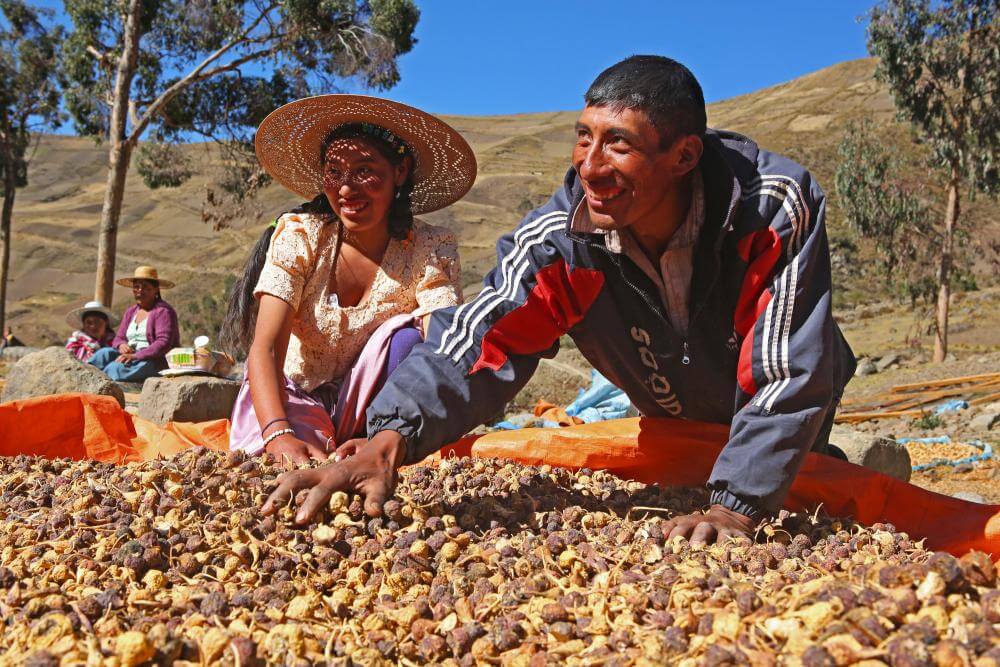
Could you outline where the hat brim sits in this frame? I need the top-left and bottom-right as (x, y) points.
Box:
(255, 95), (477, 215)
(116, 277), (175, 289)
(66, 305), (119, 330)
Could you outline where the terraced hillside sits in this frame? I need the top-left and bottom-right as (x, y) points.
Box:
(5, 58), (998, 348)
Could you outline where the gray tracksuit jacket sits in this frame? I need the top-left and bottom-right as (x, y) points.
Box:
(367, 129), (856, 519)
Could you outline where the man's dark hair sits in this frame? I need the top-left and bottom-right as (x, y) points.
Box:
(584, 55), (707, 148)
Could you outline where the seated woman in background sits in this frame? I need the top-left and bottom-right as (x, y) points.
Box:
(65, 300), (117, 362)
(89, 266), (180, 382)
(221, 95), (475, 464)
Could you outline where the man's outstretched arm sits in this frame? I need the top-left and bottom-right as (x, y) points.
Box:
(666, 168), (845, 544)
(264, 200), (607, 522)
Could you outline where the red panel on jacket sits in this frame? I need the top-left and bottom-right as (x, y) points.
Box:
(471, 259), (604, 374)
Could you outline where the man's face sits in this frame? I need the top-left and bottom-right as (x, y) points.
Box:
(571, 105), (680, 231)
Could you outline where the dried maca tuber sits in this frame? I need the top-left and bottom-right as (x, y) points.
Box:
(0, 451), (997, 665)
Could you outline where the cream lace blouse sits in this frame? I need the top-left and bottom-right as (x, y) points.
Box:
(254, 212), (462, 392)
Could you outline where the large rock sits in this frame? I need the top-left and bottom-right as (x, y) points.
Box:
(969, 412), (1000, 433)
(138, 376), (240, 424)
(0, 346), (40, 363)
(875, 353), (902, 372)
(854, 358), (878, 377)
(1, 346), (125, 407)
(952, 491), (987, 504)
(829, 425), (912, 482)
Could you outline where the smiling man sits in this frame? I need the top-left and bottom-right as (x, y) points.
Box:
(264, 55), (857, 544)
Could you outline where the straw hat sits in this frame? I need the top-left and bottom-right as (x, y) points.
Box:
(66, 300), (119, 329)
(115, 266), (175, 289)
(255, 95), (477, 215)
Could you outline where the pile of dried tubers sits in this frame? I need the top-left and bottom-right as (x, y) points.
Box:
(0, 449), (997, 666)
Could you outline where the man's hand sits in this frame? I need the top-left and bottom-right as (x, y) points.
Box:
(265, 433), (328, 465)
(261, 430), (406, 524)
(662, 504), (757, 545)
(331, 437), (366, 461)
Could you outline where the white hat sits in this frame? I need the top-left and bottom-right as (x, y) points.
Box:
(66, 301), (119, 330)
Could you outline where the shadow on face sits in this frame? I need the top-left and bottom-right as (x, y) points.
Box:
(82, 313), (109, 339)
(321, 137), (410, 233)
(132, 279), (159, 308)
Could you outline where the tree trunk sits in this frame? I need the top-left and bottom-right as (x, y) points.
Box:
(94, 0), (142, 307)
(0, 173), (15, 338)
(933, 169), (961, 363)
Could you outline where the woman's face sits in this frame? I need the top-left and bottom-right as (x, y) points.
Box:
(321, 137), (411, 233)
(82, 313), (108, 339)
(132, 279), (158, 307)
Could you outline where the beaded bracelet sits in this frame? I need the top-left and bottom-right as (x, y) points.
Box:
(262, 428), (295, 448)
(260, 417), (290, 437)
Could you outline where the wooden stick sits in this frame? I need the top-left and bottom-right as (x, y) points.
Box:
(890, 372), (1000, 394)
(969, 391), (1000, 407)
(842, 377), (1000, 412)
(835, 408), (925, 422)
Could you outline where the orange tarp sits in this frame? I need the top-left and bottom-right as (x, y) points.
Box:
(2, 393), (997, 557)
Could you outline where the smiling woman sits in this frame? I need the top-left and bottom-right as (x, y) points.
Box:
(220, 95), (477, 464)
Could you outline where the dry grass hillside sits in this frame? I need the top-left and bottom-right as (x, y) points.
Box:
(6, 57), (998, 348)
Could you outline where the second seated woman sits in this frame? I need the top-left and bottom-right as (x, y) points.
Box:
(223, 95), (476, 464)
(89, 266), (181, 381)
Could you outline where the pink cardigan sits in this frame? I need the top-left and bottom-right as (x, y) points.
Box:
(112, 299), (181, 369)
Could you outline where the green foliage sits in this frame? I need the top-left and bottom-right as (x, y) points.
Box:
(834, 120), (932, 282)
(60, 0), (420, 198)
(868, 0), (998, 195)
(135, 141), (193, 188)
(177, 274), (236, 343)
(914, 412), (942, 430)
(0, 0), (63, 188)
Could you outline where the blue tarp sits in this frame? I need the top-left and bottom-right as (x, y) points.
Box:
(566, 371), (637, 423)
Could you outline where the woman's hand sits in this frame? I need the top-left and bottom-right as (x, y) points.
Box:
(117, 352), (137, 365)
(264, 433), (329, 465)
(262, 430), (406, 524)
(118, 343), (134, 354)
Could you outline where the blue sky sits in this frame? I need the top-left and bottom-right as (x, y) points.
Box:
(388, 1), (876, 115)
(28, 0), (877, 117)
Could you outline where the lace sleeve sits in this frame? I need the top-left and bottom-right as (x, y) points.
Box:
(253, 213), (319, 311)
(414, 227), (462, 316)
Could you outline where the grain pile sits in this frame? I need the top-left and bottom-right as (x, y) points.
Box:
(905, 440), (988, 469)
(0, 450), (997, 666)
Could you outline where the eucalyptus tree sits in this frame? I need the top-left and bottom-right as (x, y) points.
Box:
(62, 0), (419, 305)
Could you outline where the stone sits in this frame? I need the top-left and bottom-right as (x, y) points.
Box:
(828, 425), (912, 482)
(855, 358), (878, 376)
(138, 376), (240, 424)
(875, 354), (902, 372)
(1, 346), (125, 407)
(0, 346), (40, 363)
(952, 491), (987, 504)
(969, 411), (1000, 432)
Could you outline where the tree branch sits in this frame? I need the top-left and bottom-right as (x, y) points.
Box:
(86, 45), (109, 64)
(126, 3), (280, 144)
(128, 98), (141, 132)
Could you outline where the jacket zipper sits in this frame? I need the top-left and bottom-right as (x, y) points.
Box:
(678, 174), (741, 367)
(585, 239), (667, 321)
